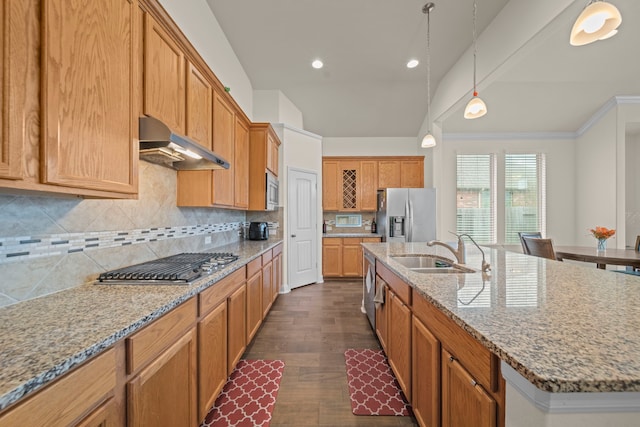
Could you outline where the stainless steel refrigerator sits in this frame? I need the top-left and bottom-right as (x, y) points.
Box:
(376, 188), (436, 242)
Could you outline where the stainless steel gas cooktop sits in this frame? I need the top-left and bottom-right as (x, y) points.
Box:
(97, 252), (239, 285)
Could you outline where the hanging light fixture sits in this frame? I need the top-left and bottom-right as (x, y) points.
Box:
(464, 0), (487, 120)
(421, 3), (436, 148)
(570, 1), (622, 46)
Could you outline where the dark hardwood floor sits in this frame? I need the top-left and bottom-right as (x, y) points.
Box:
(243, 279), (418, 426)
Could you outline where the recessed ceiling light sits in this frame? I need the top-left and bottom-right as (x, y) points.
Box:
(312, 59), (323, 69)
(407, 59), (419, 69)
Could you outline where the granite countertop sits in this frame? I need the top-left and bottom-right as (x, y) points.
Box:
(0, 239), (282, 411)
(362, 242), (640, 393)
(323, 233), (382, 238)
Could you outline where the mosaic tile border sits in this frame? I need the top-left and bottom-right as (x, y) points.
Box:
(0, 222), (243, 263)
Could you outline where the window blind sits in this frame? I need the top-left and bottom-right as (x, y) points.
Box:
(456, 154), (497, 244)
(505, 154), (546, 244)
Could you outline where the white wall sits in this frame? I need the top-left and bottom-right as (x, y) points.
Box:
(253, 90), (304, 129)
(158, 0), (254, 119)
(439, 137), (576, 245)
(274, 125), (323, 287)
(625, 129), (640, 247)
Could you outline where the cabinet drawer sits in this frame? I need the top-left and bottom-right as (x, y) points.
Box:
(322, 238), (342, 246)
(262, 249), (273, 264)
(0, 349), (115, 427)
(342, 237), (361, 245)
(126, 298), (197, 374)
(362, 237), (381, 243)
(273, 243), (283, 256)
(247, 257), (262, 277)
(413, 293), (493, 389)
(199, 267), (246, 316)
(376, 261), (411, 306)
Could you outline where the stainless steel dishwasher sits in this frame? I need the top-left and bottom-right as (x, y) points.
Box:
(362, 251), (376, 330)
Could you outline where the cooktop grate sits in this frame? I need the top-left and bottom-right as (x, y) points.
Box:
(98, 252), (239, 285)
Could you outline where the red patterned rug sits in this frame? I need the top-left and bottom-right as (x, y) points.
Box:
(200, 359), (285, 427)
(344, 349), (412, 416)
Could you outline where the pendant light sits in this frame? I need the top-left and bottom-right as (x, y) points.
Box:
(464, 0), (487, 120)
(421, 3), (436, 148)
(570, 1), (622, 46)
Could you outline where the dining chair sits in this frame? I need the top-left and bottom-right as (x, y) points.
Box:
(518, 232), (542, 255)
(521, 237), (557, 260)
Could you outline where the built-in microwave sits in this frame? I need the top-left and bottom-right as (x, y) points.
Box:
(266, 172), (279, 211)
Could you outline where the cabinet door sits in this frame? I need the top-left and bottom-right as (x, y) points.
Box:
(212, 90), (235, 206)
(234, 116), (250, 208)
(339, 161), (360, 211)
(246, 271), (262, 343)
(75, 398), (117, 427)
(227, 284), (246, 374)
(185, 62), (212, 150)
(273, 252), (282, 303)
(198, 302), (227, 421)
(143, 13), (184, 133)
(0, 0), (23, 180)
(128, 329), (198, 427)
(322, 239), (342, 277)
(262, 261), (273, 317)
(342, 238), (361, 277)
(322, 160), (339, 211)
(442, 349), (496, 427)
(375, 275), (388, 352)
(266, 131), (279, 176)
(378, 160), (401, 189)
(388, 291), (412, 401)
(360, 160), (378, 211)
(42, 0), (137, 194)
(412, 316), (441, 427)
(401, 160), (424, 188)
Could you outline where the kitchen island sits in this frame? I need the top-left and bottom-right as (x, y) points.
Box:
(0, 239), (282, 423)
(364, 241), (640, 427)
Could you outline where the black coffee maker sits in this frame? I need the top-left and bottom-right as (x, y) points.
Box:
(248, 222), (269, 240)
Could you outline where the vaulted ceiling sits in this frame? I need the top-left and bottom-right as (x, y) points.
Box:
(206, 0), (640, 138)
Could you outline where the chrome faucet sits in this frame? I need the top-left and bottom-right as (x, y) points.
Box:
(427, 232), (491, 273)
(427, 233), (465, 265)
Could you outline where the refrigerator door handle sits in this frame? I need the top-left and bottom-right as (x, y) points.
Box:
(405, 199), (412, 242)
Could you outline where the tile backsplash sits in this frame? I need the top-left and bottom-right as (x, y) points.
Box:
(0, 161), (245, 307)
(322, 212), (377, 234)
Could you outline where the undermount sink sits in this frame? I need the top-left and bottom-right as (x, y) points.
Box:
(389, 255), (476, 274)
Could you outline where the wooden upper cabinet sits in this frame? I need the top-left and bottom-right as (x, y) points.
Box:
(143, 13), (185, 133)
(322, 160), (339, 211)
(0, 0), (23, 181)
(360, 160), (378, 211)
(185, 62), (212, 150)
(41, 0), (138, 195)
(338, 161), (361, 211)
(212, 89), (235, 207)
(378, 160), (401, 189)
(234, 116), (250, 209)
(401, 160), (424, 188)
(248, 123), (281, 211)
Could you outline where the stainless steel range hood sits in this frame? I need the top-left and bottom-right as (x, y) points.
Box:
(139, 116), (230, 170)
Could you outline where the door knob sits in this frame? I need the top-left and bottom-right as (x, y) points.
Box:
(291, 234), (297, 238)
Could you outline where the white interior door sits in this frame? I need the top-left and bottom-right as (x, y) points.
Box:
(288, 168), (318, 289)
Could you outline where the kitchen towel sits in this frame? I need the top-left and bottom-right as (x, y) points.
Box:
(373, 283), (385, 310)
(344, 349), (411, 416)
(200, 359), (284, 427)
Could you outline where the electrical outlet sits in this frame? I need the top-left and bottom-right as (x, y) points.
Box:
(205, 236), (211, 244)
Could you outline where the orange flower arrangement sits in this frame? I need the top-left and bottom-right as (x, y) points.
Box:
(589, 226), (616, 240)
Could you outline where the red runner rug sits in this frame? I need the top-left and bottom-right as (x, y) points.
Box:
(344, 349), (412, 416)
(200, 359), (285, 427)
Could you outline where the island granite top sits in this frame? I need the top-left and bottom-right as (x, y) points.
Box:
(0, 239), (282, 411)
(362, 241), (640, 393)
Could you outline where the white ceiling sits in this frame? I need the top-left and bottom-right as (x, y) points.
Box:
(206, 0), (640, 138)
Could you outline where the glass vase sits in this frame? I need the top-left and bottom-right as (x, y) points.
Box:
(597, 238), (607, 251)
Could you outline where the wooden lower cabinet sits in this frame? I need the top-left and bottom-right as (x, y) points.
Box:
(342, 238), (361, 277)
(375, 275), (389, 352)
(246, 258), (263, 343)
(262, 259), (273, 317)
(322, 238), (343, 277)
(198, 302), (227, 420)
(323, 237), (381, 278)
(273, 243), (283, 303)
(412, 316), (441, 427)
(442, 349), (496, 427)
(0, 349), (116, 427)
(127, 328), (198, 427)
(387, 287), (412, 401)
(227, 284), (247, 374)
